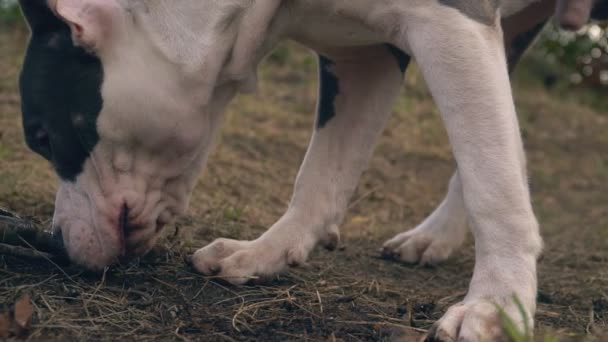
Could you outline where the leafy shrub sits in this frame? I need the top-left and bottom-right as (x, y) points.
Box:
(534, 22), (608, 88)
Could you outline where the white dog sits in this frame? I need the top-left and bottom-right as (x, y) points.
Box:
(19, 0), (596, 339)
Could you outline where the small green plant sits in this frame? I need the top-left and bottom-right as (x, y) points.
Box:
(223, 207), (243, 221)
(498, 296), (533, 342)
(498, 296), (563, 342)
(268, 45), (290, 66)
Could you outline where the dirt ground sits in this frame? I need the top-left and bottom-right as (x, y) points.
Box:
(1, 24), (607, 341)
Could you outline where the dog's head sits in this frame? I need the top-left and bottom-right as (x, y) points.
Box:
(18, 0), (255, 269)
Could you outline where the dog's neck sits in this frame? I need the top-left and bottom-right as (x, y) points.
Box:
(113, 0), (289, 99)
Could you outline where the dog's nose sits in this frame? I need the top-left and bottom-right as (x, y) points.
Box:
(51, 228), (64, 248)
(48, 228), (71, 264)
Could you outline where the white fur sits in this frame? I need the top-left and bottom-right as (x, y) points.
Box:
(49, 0), (543, 340)
(403, 9), (541, 339)
(193, 45), (404, 283)
(381, 0), (555, 270)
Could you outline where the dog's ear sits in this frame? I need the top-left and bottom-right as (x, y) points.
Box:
(50, 0), (122, 51)
(18, 0), (64, 32)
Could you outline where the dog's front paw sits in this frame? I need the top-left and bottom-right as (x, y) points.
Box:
(191, 224), (340, 285)
(426, 296), (534, 342)
(426, 255), (537, 342)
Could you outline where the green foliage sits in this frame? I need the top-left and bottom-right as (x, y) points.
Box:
(223, 207), (243, 221)
(536, 22), (608, 87)
(0, 0), (22, 28)
(497, 296), (565, 342)
(498, 296), (533, 342)
(268, 45), (291, 66)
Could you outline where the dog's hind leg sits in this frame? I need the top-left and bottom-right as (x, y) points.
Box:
(382, 4), (550, 266)
(382, 172), (469, 265)
(192, 44), (407, 284)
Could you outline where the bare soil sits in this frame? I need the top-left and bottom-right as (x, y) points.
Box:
(1, 26), (607, 341)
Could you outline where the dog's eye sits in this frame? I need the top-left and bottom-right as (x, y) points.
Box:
(26, 125), (53, 161)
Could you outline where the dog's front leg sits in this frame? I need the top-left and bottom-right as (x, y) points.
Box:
(192, 45), (407, 284)
(402, 10), (542, 341)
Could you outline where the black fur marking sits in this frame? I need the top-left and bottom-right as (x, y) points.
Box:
(19, 0), (103, 181)
(316, 55), (340, 129)
(438, 0), (500, 26)
(506, 21), (547, 73)
(385, 44), (411, 73)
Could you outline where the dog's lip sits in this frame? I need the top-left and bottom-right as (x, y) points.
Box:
(53, 208), (160, 270)
(115, 203), (160, 257)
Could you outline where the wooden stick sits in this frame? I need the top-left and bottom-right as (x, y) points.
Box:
(0, 210), (69, 264)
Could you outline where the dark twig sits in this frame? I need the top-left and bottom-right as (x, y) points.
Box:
(0, 243), (59, 262)
(0, 209), (69, 263)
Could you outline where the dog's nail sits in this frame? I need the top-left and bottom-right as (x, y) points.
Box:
(322, 225), (341, 251)
(381, 248), (397, 260)
(208, 265), (221, 275)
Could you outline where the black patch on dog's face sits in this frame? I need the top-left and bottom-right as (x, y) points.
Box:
(438, 0), (500, 25)
(19, 0), (103, 181)
(316, 55), (340, 129)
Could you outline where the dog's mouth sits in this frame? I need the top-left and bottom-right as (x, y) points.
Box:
(117, 203), (166, 261)
(118, 203), (128, 257)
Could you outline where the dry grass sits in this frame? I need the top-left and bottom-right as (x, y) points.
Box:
(0, 25), (607, 341)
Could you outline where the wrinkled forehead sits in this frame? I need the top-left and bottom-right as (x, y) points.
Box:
(19, 0), (103, 181)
